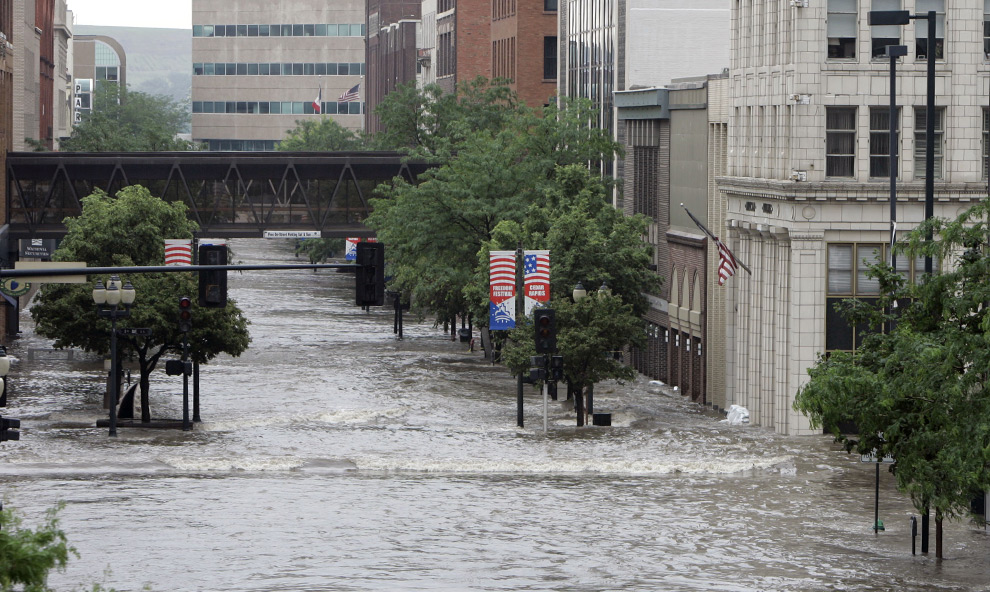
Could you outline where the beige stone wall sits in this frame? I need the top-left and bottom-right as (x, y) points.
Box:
(721, 1), (990, 435)
(191, 0), (366, 144)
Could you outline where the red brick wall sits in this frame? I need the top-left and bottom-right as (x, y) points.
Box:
(491, 1), (556, 108)
(455, 0), (490, 84)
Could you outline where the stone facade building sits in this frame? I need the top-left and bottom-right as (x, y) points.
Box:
(191, 0), (366, 151)
(719, 0), (990, 435)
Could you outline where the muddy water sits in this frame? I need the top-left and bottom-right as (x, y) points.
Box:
(0, 239), (987, 591)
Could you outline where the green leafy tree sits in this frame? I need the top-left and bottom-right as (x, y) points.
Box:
(60, 84), (200, 152)
(294, 238), (345, 264)
(277, 117), (363, 151)
(794, 200), (990, 559)
(485, 166), (658, 419)
(367, 79), (621, 327)
(30, 185), (251, 422)
(0, 503), (76, 591)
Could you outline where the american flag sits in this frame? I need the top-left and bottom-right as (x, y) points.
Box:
(490, 253), (516, 287)
(524, 253), (549, 287)
(716, 238), (738, 286)
(338, 84), (360, 102)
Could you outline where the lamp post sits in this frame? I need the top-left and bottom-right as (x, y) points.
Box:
(0, 346), (9, 408)
(884, 44), (908, 273)
(868, 9), (937, 275)
(571, 282), (587, 425)
(93, 276), (136, 437)
(869, 8), (938, 555)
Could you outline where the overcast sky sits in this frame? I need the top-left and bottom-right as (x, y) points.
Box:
(69, 0), (192, 29)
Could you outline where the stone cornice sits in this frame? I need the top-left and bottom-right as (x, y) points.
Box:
(717, 176), (988, 203)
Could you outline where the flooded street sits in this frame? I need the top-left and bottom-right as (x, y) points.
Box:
(1, 239), (988, 591)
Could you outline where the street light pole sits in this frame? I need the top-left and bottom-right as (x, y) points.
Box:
(93, 276), (136, 437)
(886, 44), (907, 272)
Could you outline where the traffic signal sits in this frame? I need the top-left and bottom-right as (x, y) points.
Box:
(0, 415), (20, 442)
(533, 308), (556, 354)
(355, 242), (385, 307)
(550, 355), (564, 381)
(178, 296), (193, 333)
(165, 360), (192, 376)
(198, 244), (228, 307)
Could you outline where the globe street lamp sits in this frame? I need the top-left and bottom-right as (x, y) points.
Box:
(93, 276), (136, 437)
(572, 282), (587, 301)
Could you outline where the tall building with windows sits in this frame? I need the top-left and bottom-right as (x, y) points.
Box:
(491, 0), (558, 108)
(191, 0), (366, 151)
(13, 0), (55, 150)
(71, 34), (124, 130)
(719, 0), (990, 435)
(365, 0), (420, 134)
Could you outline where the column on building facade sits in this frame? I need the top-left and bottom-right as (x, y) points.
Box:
(773, 231), (791, 432)
(785, 232), (822, 436)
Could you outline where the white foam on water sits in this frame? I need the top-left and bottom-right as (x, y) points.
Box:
(351, 454), (795, 476)
(198, 406), (407, 432)
(158, 454), (309, 472)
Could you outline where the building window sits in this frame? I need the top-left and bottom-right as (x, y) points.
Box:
(826, 107), (856, 177)
(827, 0), (856, 58)
(545, 0), (558, 10)
(869, 107), (899, 178)
(543, 36), (557, 80)
(915, 0), (944, 60)
(982, 107), (989, 179)
(985, 0), (990, 59)
(914, 106), (944, 180)
(871, 0), (901, 58)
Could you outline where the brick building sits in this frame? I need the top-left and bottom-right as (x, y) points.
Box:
(491, 0), (557, 108)
(719, 1), (990, 435)
(13, 0), (55, 150)
(365, 0), (420, 134)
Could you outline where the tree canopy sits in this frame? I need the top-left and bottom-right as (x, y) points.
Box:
(277, 117), (363, 151)
(30, 185), (250, 422)
(59, 83), (200, 152)
(366, 79), (657, 416)
(794, 199), (990, 558)
(0, 503), (75, 592)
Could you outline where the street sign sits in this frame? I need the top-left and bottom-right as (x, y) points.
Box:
(861, 450), (894, 464)
(117, 327), (153, 337)
(0, 278), (31, 297)
(263, 230), (321, 239)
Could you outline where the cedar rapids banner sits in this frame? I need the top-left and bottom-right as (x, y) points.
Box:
(523, 250), (550, 315)
(489, 251), (516, 330)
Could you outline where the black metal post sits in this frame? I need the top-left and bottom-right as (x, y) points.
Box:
(922, 507), (930, 553)
(109, 315), (119, 437)
(888, 46), (900, 272)
(874, 461), (880, 534)
(516, 373), (524, 428)
(182, 333), (190, 431)
(911, 516), (918, 555)
(923, 11), (935, 275)
(193, 361), (201, 422)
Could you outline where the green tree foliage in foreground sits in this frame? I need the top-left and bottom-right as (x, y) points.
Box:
(0, 503), (75, 591)
(60, 83), (199, 152)
(277, 117), (364, 152)
(367, 79), (657, 411)
(794, 199), (990, 559)
(31, 186), (251, 422)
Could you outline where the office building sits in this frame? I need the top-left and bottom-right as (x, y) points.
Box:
(191, 0), (366, 151)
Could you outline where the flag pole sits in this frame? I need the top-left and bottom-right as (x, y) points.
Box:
(680, 203), (751, 275)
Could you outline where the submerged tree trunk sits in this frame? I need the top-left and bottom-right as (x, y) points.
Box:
(935, 512), (943, 559)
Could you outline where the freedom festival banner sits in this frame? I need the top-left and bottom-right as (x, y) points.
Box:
(489, 251), (516, 330)
(523, 250), (550, 316)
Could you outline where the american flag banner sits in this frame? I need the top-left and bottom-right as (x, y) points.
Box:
(489, 251), (517, 330)
(345, 237), (361, 261)
(339, 84), (360, 102)
(164, 239), (192, 266)
(523, 250), (550, 316)
(716, 238), (738, 286)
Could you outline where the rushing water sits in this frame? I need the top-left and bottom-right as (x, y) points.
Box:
(1, 239), (988, 591)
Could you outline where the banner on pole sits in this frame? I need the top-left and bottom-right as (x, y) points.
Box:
(345, 237), (361, 261)
(523, 250), (550, 316)
(164, 239), (192, 266)
(489, 251), (516, 330)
